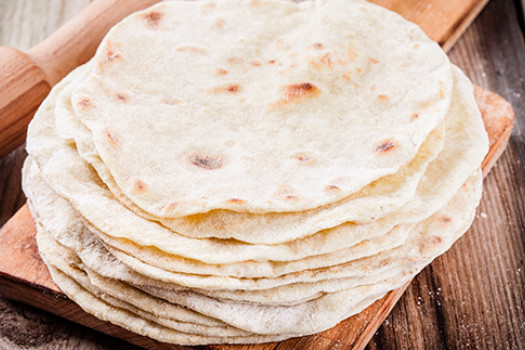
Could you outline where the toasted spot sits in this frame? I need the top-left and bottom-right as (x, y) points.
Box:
(114, 93), (128, 102)
(342, 73), (352, 80)
(133, 179), (147, 193)
(201, 2), (216, 10)
(100, 51), (121, 67)
(212, 18), (225, 30)
(77, 97), (92, 110)
(439, 89), (445, 98)
(370, 84), (376, 91)
(355, 67), (362, 73)
(376, 140), (397, 153)
(105, 129), (120, 146)
(177, 46), (207, 54)
(422, 235), (444, 254)
(277, 185), (297, 200)
(353, 83), (359, 89)
(216, 68), (228, 75)
(225, 198), (246, 205)
(164, 202), (179, 213)
(439, 215), (452, 224)
(313, 42), (323, 49)
(272, 82), (321, 108)
(311, 53), (333, 70)
(292, 153), (316, 164)
(209, 84), (240, 94)
(413, 43), (420, 49)
(325, 185), (341, 193)
(369, 57), (380, 64)
(188, 154), (223, 169)
(141, 11), (162, 28)
(268, 59), (277, 64)
(251, 61), (261, 66)
(377, 94), (388, 101)
(161, 97), (179, 105)
(410, 112), (419, 121)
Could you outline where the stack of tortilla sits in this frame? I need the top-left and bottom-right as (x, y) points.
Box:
(22, 0), (489, 345)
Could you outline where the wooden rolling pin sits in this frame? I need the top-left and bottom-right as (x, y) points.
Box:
(0, 0), (160, 159)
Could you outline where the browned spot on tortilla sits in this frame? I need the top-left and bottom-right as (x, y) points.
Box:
(77, 97), (92, 110)
(439, 216), (452, 224)
(188, 154), (223, 169)
(369, 84), (376, 91)
(439, 89), (445, 98)
(356, 67), (362, 73)
(201, 2), (216, 9)
(142, 11), (162, 28)
(292, 153), (315, 163)
(115, 93), (128, 102)
(164, 202), (179, 212)
(161, 97), (179, 105)
(376, 140), (397, 153)
(411, 112), (419, 121)
(311, 53), (333, 70)
(209, 84), (240, 94)
(369, 57), (379, 64)
(342, 73), (352, 80)
(105, 129), (120, 146)
(133, 179), (147, 193)
(422, 235), (444, 254)
(268, 59), (277, 64)
(325, 185), (341, 193)
(226, 198), (246, 205)
(251, 61), (261, 66)
(313, 42), (323, 49)
(353, 83), (359, 89)
(177, 46), (207, 54)
(271, 82), (321, 108)
(277, 185), (297, 200)
(100, 51), (121, 67)
(216, 68), (228, 75)
(212, 18), (225, 30)
(377, 94), (388, 101)
(413, 43), (420, 49)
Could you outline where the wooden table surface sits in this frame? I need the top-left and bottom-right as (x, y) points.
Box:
(0, 0), (524, 349)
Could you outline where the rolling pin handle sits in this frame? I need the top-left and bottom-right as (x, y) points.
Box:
(0, 47), (51, 158)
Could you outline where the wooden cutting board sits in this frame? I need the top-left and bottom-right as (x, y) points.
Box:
(0, 1), (514, 349)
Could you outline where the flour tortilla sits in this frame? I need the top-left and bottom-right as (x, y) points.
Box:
(56, 62), (445, 244)
(24, 149), (482, 293)
(26, 67), (486, 267)
(38, 226), (398, 337)
(91, 170), (482, 292)
(24, 156), (415, 304)
(25, 173), (421, 305)
(36, 225), (253, 337)
(71, 0), (452, 217)
(32, 173), (479, 335)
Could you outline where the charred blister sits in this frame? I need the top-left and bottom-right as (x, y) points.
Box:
(375, 140), (397, 154)
(188, 153), (223, 170)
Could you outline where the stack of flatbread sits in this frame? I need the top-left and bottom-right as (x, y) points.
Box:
(22, 0), (489, 345)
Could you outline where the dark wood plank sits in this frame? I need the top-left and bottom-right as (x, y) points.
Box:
(368, 0), (525, 348)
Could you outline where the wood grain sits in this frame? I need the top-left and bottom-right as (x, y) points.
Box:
(0, 0), (524, 349)
(0, 87), (513, 350)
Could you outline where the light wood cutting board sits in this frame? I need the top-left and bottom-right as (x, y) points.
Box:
(0, 0), (515, 349)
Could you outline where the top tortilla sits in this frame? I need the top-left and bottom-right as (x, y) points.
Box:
(70, 0), (452, 217)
